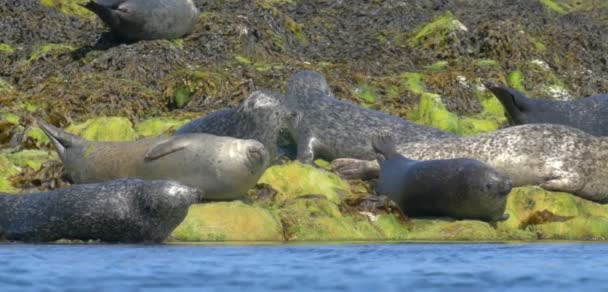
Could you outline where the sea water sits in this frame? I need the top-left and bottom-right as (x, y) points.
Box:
(0, 243), (606, 291)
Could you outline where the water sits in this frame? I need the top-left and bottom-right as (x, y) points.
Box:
(0, 243), (606, 291)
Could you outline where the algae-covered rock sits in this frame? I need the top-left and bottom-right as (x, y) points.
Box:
(134, 117), (191, 138)
(40, 0), (94, 19)
(2, 149), (58, 172)
(24, 127), (51, 148)
(258, 162), (349, 204)
(404, 219), (498, 241)
(66, 117), (136, 141)
(171, 202), (284, 241)
(0, 155), (20, 193)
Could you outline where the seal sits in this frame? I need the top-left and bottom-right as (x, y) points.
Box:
(39, 121), (269, 200)
(333, 124), (608, 203)
(80, 0), (200, 41)
(283, 70), (457, 164)
(175, 91), (296, 160)
(0, 179), (202, 243)
(372, 133), (512, 222)
(286, 70), (334, 102)
(484, 81), (608, 136)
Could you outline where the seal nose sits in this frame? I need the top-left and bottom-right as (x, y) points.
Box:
(499, 178), (513, 196)
(246, 143), (269, 165)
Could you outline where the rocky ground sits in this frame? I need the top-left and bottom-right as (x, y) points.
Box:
(1, 0), (607, 241)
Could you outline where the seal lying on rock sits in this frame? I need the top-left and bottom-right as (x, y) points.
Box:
(283, 70), (456, 164)
(484, 81), (608, 136)
(286, 70), (334, 102)
(175, 91), (295, 160)
(39, 121), (269, 200)
(372, 134), (511, 222)
(333, 124), (608, 203)
(80, 0), (199, 41)
(0, 179), (202, 243)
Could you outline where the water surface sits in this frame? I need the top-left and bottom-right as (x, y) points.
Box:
(0, 243), (606, 291)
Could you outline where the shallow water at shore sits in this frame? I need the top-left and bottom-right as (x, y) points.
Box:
(0, 242), (606, 291)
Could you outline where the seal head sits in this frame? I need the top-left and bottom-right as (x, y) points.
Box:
(483, 81), (530, 124)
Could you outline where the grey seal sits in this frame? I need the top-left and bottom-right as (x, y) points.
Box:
(333, 124), (608, 203)
(372, 134), (512, 222)
(0, 179), (202, 243)
(80, 0), (200, 41)
(175, 91), (296, 160)
(39, 121), (269, 200)
(484, 81), (608, 136)
(283, 70), (456, 164)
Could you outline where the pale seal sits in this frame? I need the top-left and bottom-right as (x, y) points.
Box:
(39, 121), (269, 200)
(0, 179), (202, 243)
(80, 0), (200, 41)
(372, 134), (512, 222)
(283, 70), (457, 164)
(333, 124), (608, 203)
(485, 81), (608, 136)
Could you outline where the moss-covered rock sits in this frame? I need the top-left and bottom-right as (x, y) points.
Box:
(66, 117), (136, 141)
(1, 149), (58, 171)
(403, 219), (498, 241)
(171, 202), (284, 241)
(257, 162), (349, 204)
(134, 118), (191, 138)
(40, 0), (94, 19)
(0, 155), (20, 193)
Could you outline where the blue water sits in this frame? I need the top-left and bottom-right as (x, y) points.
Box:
(0, 243), (607, 291)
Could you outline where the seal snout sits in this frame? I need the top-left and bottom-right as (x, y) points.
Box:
(245, 141), (269, 168)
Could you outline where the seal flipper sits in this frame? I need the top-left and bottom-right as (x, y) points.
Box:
(483, 81), (529, 123)
(37, 120), (87, 158)
(371, 133), (401, 160)
(144, 137), (192, 161)
(79, 1), (125, 30)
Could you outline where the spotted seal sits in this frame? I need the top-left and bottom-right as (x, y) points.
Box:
(39, 121), (269, 200)
(333, 124), (608, 203)
(484, 81), (608, 136)
(0, 179), (202, 243)
(175, 91), (296, 160)
(283, 70), (456, 164)
(372, 134), (512, 222)
(80, 0), (200, 41)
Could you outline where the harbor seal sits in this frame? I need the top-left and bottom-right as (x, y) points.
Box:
(80, 0), (200, 41)
(176, 91), (296, 160)
(333, 124), (608, 203)
(484, 81), (608, 136)
(286, 70), (334, 102)
(372, 134), (511, 222)
(39, 121), (269, 200)
(283, 70), (456, 164)
(0, 179), (202, 243)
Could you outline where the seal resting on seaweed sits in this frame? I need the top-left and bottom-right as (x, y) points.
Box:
(80, 0), (199, 41)
(0, 179), (202, 243)
(372, 133), (511, 222)
(333, 124), (608, 203)
(484, 81), (608, 136)
(39, 121), (269, 200)
(283, 70), (457, 164)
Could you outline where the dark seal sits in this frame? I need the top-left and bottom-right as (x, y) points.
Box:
(80, 0), (200, 41)
(175, 91), (295, 160)
(484, 81), (608, 136)
(39, 120), (269, 200)
(0, 179), (202, 243)
(284, 70), (456, 164)
(372, 134), (511, 222)
(333, 124), (608, 203)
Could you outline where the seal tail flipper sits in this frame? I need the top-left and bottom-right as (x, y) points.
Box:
(37, 120), (85, 157)
(371, 133), (400, 159)
(144, 137), (192, 161)
(79, 1), (123, 29)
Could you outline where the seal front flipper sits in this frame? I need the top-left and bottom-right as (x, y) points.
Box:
(37, 120), (87, 158)
(144, 136), (192, 161)
(371, 132), (400, 160)
(79, 1), (127, 30)
(483, 81), (529, 124)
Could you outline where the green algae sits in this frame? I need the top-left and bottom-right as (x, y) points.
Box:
(25, 127), (51, 148)
(257, 162), (348, 204)
(40, 0), (94, 19)
(507, 70), (526, 92)
(0, 155), (20, 193)
(425, 61), (449, 71)
(0, 112), (20, 125)
(353, 85), (377, 104)
(408, 11), (467, 48)
(66, 117), (136, 141)
(539, 0), (567, 14)
(0, 43), (14, 54)
(171, 202), (284, 241)
(134, 118), (191, 138)
(28, 44), (75, 63)
(2, 149), (58, 171)
(404, 219), (498, 241)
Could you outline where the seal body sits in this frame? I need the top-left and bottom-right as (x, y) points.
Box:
(373, 134), (511, 222)
(81, 0), (200, 41)
(284, 70), (456, 164)
(485, 82), (608, 136)
(39, 122), (269, 200)
(334, 124), (608, 203)
(0, 179), (202, 243)
(176, 91), (296, 161)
